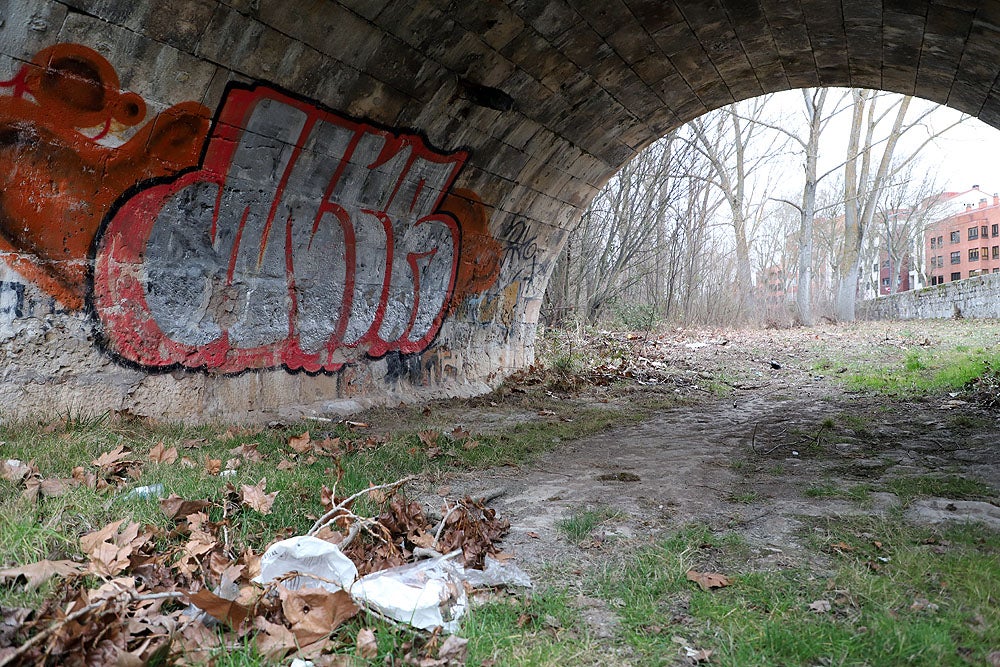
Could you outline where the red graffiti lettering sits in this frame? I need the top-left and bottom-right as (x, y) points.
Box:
(95, 86), (482, 372)
(0, 44), (501, 373)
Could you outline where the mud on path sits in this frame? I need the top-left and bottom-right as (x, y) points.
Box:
(405, 321), (1000, 583)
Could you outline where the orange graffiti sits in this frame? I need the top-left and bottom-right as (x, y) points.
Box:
(439, 188), (502, 312)
(0, 44), (210, 309)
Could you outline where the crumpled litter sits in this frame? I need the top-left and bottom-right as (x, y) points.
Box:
(351, 554), (467, 633)
(256, 536), (531, 633)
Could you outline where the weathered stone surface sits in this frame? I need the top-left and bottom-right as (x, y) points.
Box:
(860, 274), (1000, 320)
(3, 0), (1000, 421)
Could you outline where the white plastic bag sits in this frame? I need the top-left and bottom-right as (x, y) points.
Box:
(351, 554), (467, 633)
(255, 535), (358, 592)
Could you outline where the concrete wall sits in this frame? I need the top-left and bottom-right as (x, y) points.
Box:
(3, 1), (1000, 421)
(859, 273), (1000, 321)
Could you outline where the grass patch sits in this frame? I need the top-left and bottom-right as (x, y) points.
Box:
(842, 345), (1000, 397)
(725, 491), (763, 504)
(886, 475), (996, 504)
(804, 482), (875, 506)
(595, 519), (1000, 666)
(465, 589), (595, 665)
(557, 506), (620, 543)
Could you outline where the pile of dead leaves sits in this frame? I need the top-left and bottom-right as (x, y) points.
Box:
(0, 477), (508, 666)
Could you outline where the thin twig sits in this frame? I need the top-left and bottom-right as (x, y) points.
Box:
(433, 502), (462, 548)
(307, 476), (416, 536)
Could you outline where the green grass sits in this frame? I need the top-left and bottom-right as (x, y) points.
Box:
(804, 482), (874, 505)
(886, 474), (996, 504)
(842, 345), (1000, 396)
(726, 490), (763, 504)
(593, 519), (1000, 666)
(465, 589), (596, 665)
(557, 506), (620, 543)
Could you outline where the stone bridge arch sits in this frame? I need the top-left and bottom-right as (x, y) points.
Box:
(0, 0), (996, 420)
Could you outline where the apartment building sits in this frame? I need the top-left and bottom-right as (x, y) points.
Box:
(925, 189), (1000, 285)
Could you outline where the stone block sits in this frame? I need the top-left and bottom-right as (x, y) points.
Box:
(0, 0), (66, 61)
(58, 11), (217, 109)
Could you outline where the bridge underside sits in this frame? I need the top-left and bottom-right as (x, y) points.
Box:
(1, 0), (998, 420)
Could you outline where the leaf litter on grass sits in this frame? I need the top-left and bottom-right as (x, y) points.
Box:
(0, 451), (520, 666)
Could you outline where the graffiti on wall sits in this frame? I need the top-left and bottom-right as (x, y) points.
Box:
(0, 44), (211, 310)
(0, 43), (503, 374)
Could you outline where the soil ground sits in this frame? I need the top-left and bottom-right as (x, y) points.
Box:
(393, 320), (1000, 648)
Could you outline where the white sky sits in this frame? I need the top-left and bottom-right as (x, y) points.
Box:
(760, 89), (1000, 200)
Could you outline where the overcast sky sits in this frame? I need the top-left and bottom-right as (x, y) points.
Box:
(754, 89), (1000, 202)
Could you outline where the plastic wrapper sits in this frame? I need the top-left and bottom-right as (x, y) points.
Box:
(255, 536), (358, 592)
(350, 555), (467, 633)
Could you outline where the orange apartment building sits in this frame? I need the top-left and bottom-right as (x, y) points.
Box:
(925, 190), (1000, 285)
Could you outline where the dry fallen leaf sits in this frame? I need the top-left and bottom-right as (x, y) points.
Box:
(288, 431), (312, 454)
(92, 444), (131, 469)
(281, 587), (358, 645)
(277, 460), (295, 470)
(418, 430), (440, 447)
(450, 426), (470, 439)
(159, 494), (211, 521)
(830, 541), (854, 552)
(356, 627), (378, 658)
(39, 477), (73, 497)
(80, 520), (148, 577)
(241, 478), (278, 515)
(437, 635), (469, 662)
(254, 617), (298, 661)
(462, 439), (480, 451)
(148, 442), (178, 464)
(687, 647), (713, 663)
(686, 570), (732, 591)
(204, 458), (222, 476)
(0, 559), (86, 590)
(0, 459), (32, 482)
(808, 599), (832, 613)
(189, 588), (249, 629)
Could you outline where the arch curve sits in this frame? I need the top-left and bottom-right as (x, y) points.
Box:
(1, 0), (998, 419)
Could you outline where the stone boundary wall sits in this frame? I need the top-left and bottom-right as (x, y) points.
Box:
(859, 274), (1000, 320)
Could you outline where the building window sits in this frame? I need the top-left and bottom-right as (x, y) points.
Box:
(969, 227), (980, 240)
(930, 256), (937, 268)
(970, 269), (981, 278)
(984, 247), (990, 259)
(970, 248), (980, 261)
(938, 255), (944, 267)
(994, 268), (1000, 273)
(993, 225), (999, 238)
(930, 237), (937, 249)
(993, 246), (1000, 259)
(951, 231), (961, 243)
(983, 225), (989, 238)
(951, 272), (962, 281)
(939, 235), (944, 246)
(951, 251), (961, 264)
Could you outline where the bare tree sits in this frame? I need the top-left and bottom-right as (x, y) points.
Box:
(543, 132), (708, 325)
(687, 98), (785, 318)
(835, 91), (966, 320)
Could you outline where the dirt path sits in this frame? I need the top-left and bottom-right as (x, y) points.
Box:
(411, 334), (1000, 581)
